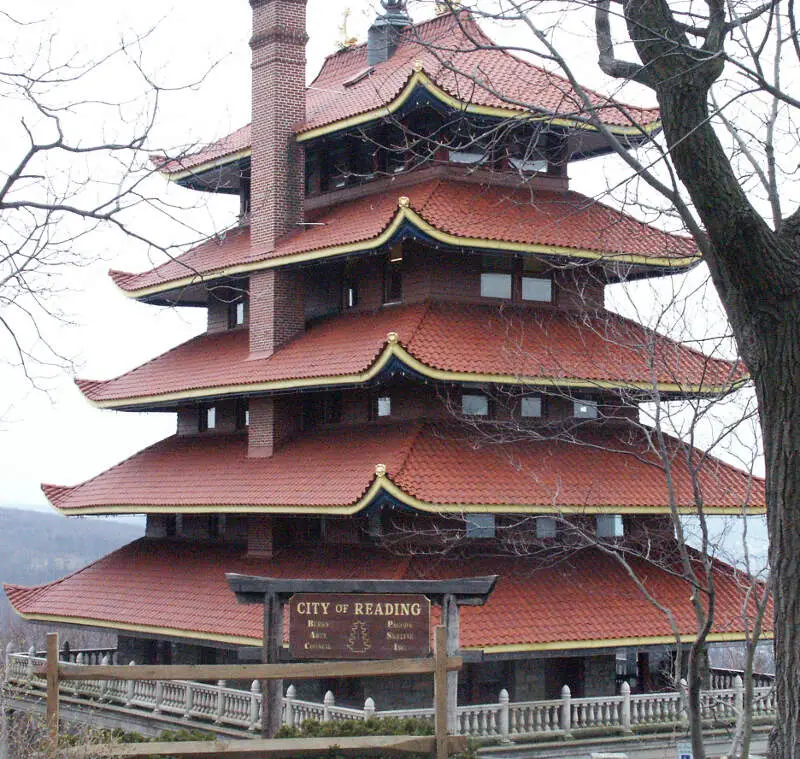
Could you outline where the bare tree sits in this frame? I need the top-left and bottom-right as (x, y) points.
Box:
(0, 8), (215, 395)
(401, 1), (797, 754)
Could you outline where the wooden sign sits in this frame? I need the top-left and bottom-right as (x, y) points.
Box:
(289, 593), (431, 659)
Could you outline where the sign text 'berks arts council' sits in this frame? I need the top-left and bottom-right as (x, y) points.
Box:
(288, 593), (431, 659)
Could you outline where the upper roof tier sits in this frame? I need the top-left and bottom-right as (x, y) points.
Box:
(41, 421), (764, 516)
(156, 11), (660, 185)
(110, 180), (698, 302)
(76, 302), (744, 410)
(4, 539), (768, 652)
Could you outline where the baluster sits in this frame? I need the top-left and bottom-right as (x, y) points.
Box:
(498, 689), (509, 740)
(125, 662), (136, 706)
(154, 680), (163, 714)
(215, 680), (226, 724)
(247, 681), (260, 731)
(285, 684), (296, 727)
(364, 696), (375, 721)
(323, 690), (334, 722)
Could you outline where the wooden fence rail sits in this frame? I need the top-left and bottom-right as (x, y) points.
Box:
(37, 629), (464, 759)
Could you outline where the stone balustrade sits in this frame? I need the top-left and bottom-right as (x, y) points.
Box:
(2, 644), (777, 740)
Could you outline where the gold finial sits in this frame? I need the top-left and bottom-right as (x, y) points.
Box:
(412, 59), (423, 72)
(398, 196), (410, 208)
(375, 464), (387, 478)
(387, 331), (399, 344)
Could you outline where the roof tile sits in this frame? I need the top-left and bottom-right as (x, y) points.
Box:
(5, 539), (768, 648)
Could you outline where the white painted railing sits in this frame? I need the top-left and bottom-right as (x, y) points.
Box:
(2, 645), (777, 740)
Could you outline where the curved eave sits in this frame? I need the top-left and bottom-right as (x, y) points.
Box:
(159, 69), (660, 186)
(112, 203), (700, 302)
(42, 471), (765, 518)
(79, 338), (744, 411)
(297, 68), (662, 143)
(5, 605), (769, 652)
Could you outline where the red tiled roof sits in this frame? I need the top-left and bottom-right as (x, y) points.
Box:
(111, 180), (697, 295)
(77, 302), (741, 406)
(41, 422), (764, 515)
(5, 539), (769, 649)
(159, 12), (659, 175)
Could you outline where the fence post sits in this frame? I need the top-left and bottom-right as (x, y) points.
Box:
(46, 632), (59, 756)
(184, 681), (195, 720)
(323, 690), (335, 722)
(434, 625), (448, 759)
(499, 688), (510, 741)
(285, 684), (296, 728)
(99, 655), (110, 701)
(215, 680), (227, 724)
(620, 681), (632, 732)
(560, 685), (572, 737)
(248, 681), (261, 732)
(26, 646), (35, 683)
(125, 662), (136, 707)
(364, 696), (375, 720)
(734, 674), (744, 719)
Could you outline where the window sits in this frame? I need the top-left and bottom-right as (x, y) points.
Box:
(165, 515), (177, 538)
(481, 272), (512, 299)
(235, 399), (249, 430)
(574, 399), (598, 419)
(596, 514), (624, 538)
(521, 396), (542, 418)
(376, 396), (391, 417)
(466, 513), (496, 538)
(228, 299), (245, 328)
(384, 253), (403, 304)
(344, 280), (358, 309)
(509, 156), (548, 173)
(536, 516), (557, 539)
(449, 150), (487, 165)
(322, 393), (342, 425)
(199, 405), (216, 432)
(522, 277), (552, 303)
(462, 393), (489, 417)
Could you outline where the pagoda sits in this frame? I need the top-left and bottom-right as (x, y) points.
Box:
(6, 0), (767, 707)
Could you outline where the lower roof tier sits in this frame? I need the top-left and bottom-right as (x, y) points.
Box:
(42, 422), (765, 516)
(109, 180), (699, 301)
(76, 302), (744, 410)
(5, 539), (769, 652)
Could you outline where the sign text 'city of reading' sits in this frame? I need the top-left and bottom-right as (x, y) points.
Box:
(289, 593), (431, 659)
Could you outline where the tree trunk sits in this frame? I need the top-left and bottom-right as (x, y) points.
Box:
(626, 27), (800, 758)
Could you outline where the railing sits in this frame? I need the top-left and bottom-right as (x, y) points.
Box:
(710, 666), (774, 690)
(3, 644), (777, 741)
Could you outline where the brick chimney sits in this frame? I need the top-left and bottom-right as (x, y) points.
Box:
(248, 0), (307, 359)
(247, 0), (307, 457)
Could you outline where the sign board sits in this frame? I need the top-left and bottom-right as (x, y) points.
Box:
(676, 740), (692, 759)
(289, 593), (431, 659)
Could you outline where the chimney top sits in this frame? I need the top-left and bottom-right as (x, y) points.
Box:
(368, 0), (412, 66)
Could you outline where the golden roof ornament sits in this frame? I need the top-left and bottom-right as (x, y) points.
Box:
(398, 196), (410, 208)
(387, 331), (399, 344)
(375, 463), (387, 478)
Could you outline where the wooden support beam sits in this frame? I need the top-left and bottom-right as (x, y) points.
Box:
(434, 625), (448, 759)
(60, 735), (469, 758)
(263, 590), (282, 738)
(443, 593), (460, 733)
(37, 656), (463, 682)
(46, 632), (59, 756)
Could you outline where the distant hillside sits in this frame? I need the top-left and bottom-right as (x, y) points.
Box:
(0, 507), (143, 642)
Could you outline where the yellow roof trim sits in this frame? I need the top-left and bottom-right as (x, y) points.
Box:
(46, 470), (763, 517)
(296, 69), (662, 143)
(479, 631), (774, 654)
(11, 610), (769, 652)
(164, 148), (252, 183)
(83, 338), (743, 410)
(10, 610), (258, 647)
(115, 205), (699, 301)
